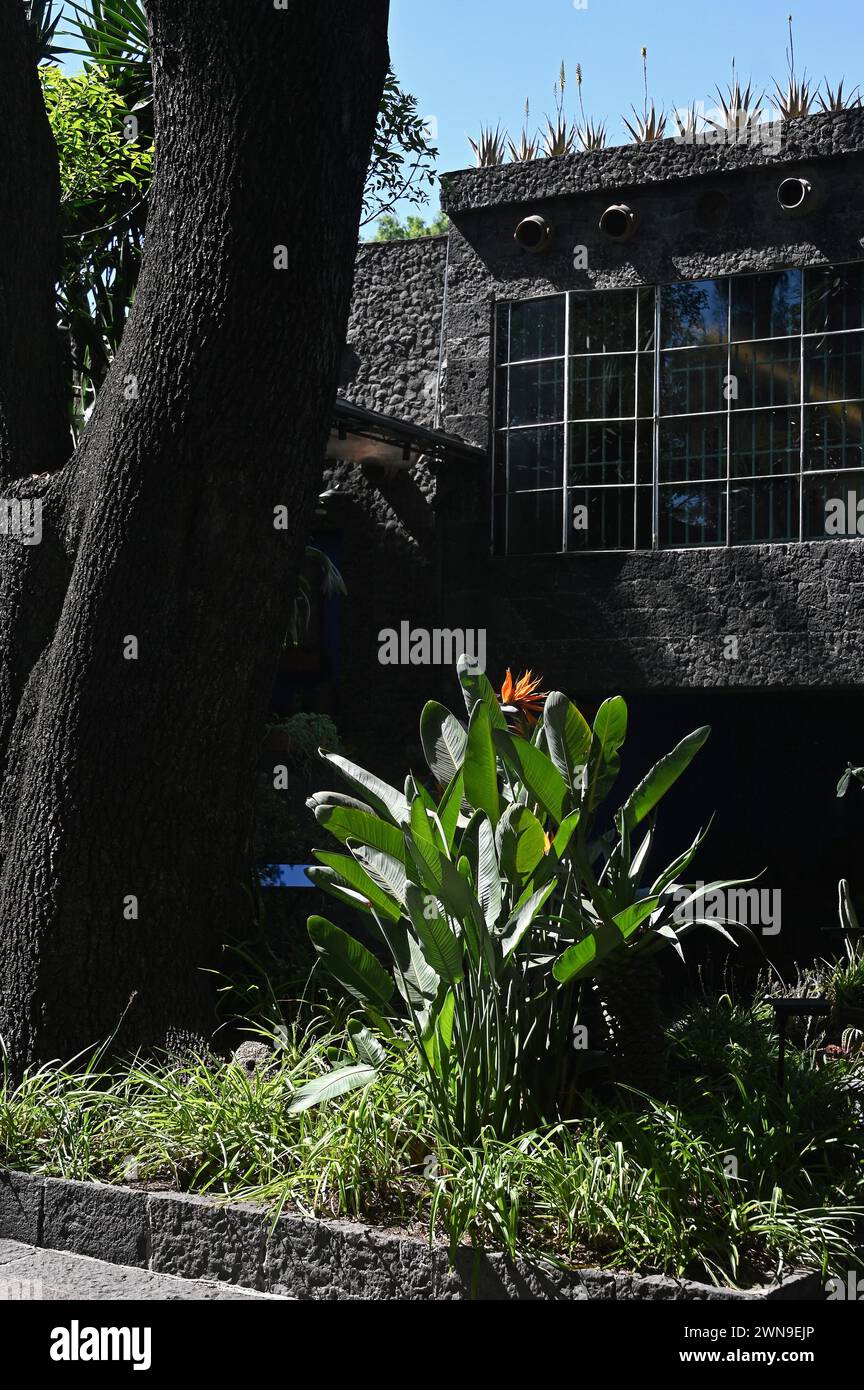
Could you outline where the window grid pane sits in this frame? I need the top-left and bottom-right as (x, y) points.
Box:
(493, 264), (864, 555)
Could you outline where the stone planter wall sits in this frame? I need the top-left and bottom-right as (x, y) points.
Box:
(0, 1170), (825, 1301)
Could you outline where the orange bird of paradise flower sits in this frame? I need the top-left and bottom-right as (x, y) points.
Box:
(498, 668), (547, 731)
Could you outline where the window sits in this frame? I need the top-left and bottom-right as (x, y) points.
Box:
(493, 262), (864, 553)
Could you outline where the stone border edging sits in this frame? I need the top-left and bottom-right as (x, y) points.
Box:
(0, 1169), (824, 1301)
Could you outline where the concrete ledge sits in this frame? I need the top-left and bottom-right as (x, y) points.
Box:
(0, 1169), (825, 1301)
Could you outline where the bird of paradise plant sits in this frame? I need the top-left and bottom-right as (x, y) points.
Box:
(298, 659), (751, 1138)
(498, 668), (546, 732)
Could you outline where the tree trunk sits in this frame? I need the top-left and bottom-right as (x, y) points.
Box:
(0, 0), (390, 1067)
(0, 0), (68, 489)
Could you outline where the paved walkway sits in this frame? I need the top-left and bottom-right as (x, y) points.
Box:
(0, 1238), (288, 1300)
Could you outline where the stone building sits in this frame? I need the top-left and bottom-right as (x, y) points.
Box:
(291, 110), (864, 957)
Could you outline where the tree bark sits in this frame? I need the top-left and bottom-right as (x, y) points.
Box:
(0, 0), (68, 488)
(0, 0), (390, 1066)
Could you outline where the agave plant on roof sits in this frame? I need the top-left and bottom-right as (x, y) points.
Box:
(817, 79), (863, 114)
(771, 14), (816, 120)
(508, 101), (539, 162)
(709, 67), (765, 136)
(468, 124), (508, 168)
(623, 102), (667, 144)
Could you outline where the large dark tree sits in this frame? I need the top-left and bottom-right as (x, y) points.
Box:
(0, 0), (390, 1066)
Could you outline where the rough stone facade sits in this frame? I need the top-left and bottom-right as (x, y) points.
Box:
(318, 112), (864, 950)
(437, 109), (864, 694)
(316, 237), (449, 778)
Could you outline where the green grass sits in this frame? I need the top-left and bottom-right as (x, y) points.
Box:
(1, 993), (862, 1288)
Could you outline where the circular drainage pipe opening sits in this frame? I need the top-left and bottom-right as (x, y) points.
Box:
(599, 203), (638, 242)
(514, 215), (552, 252)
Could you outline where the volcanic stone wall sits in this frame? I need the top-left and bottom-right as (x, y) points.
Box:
(437, 110), (864, 695)
(321, 236), (451, 775)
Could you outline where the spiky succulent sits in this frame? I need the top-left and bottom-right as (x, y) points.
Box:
(575, 119), (608, 152)
(623, 102), (667, 144)
(468, 124), (508, 168)
(817, 79), (863, 113)
(541, 113), (576, 158)
(709, 77), (765, 134)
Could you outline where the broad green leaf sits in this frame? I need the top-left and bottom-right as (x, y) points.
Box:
(347, 1019), (388, 1069)
(308, 917), (394, 1006)
(437, 769), (464, 850)
(464, 703), (500, 825)
(309, 852), (401, 922)
(552, 918), (629, 983)
(544, 692), (592, 800)
(350, 843), (408, 906)
(420, 701), (468, 785)
(493, 728), (568, 826)
(410, 795), (436, 847)
(320, 752), (410, 825)
(474, 811), (503, 927)
(501, 879), (556, 958)
(620, 726), (710, 831)
(306, 867), (376, 917)
(405, 885), (464, 985)
(587, 697), (628, 810)
(552, 809), (581, 859)
(287, 1065), (377, 1114)
(310, 802), (404, 860)
(406, 774), (436, 814)
(495, 803), (546, 883)
(457, 654), (508, 728)
(611, 895), (662, 938)
(840, 878), (860, 933)
(649, 822), (712, 897)
(397, 931), (440, 1032)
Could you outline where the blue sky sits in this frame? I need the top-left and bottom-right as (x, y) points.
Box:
(389, 0), (861, 212)
(57, 1), (860, 224)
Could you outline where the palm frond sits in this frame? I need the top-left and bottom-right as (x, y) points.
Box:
(23, 0), (66, 62)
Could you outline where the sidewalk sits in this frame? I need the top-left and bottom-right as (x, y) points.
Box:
(0, 1238), (289, 1301)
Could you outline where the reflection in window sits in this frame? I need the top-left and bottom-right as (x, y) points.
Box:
(805, 333), (864, 404)
(731, 269), (801, 341)
(804, 402), (864, 472)
(570, 355), (637, 419)
(503, 296), (566, 363)
(569, 422), (635, 486)
(730, 409), (800, 477)
(730, 477), (799, 545)
(659, 417), (726, 482)
(660, 346), (728, 415)
(493, 264), (864, 552)
(804, 265), (864, 335)
(659, 483), (726, 548)
(570, 288), (638, 354)
(731, 338), (801, 409)
(661, 280), (729, 348)
(506, 426), (565, 492)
